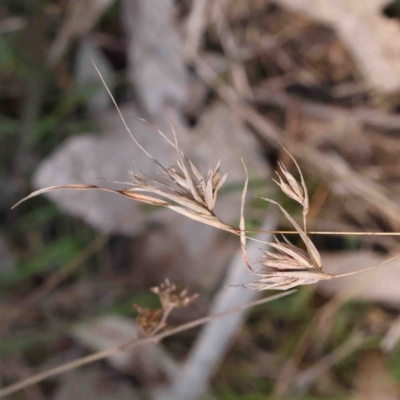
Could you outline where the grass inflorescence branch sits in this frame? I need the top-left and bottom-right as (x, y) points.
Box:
(6, 62), (400, 398)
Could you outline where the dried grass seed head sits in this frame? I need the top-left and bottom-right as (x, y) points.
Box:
(241, 150), (328, 291)
(242, 151), (396, 291)
(125, 147), (233, 232)
(11, 63), (235, 233)
(244, 236), (333, 291)
(133, 305), (163, 334)
(164, 159), (227, 212)
(244, 269), (332, 291)
(273, 148), (309, 216)
(12, 125), (234, 234)
(151, 278), (198, 310)
(274, 162), (305, 209)
(262, 236), (319, 270)
(258, 198), (322, 271)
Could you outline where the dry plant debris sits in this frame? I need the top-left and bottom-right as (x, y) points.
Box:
(133, 306), (164, 336)
(134, 279), (198, 336)
(151, 279), (199, 310)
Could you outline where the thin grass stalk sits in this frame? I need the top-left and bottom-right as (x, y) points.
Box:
(0, 291), (294, 398)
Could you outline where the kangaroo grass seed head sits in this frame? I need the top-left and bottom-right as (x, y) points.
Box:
(240, 150), (400, 291)
(125, 143), (232, 232)
(240, 150), (326, 290)
(242, 234), (333, 291)
(260, 151), (322, 272)
(243, 269), (333, 291)
(12, 123), (235, 234)
(263, 236), (320, 270)
(12, 60), (231, 227)
(161, 159), (227, 213)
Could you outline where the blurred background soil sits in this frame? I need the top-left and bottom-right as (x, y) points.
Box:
(2, 0), (400, 399)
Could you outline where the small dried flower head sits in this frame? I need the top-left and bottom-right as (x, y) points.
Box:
(133, 305), (163, 334)
(151, 279), (199, 310)
(272, 150), (309, 215)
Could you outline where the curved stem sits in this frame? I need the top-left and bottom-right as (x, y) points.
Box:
(244, 229), (400, 236)
(0, 291), (295, 398)
(334, 253), (400, 278)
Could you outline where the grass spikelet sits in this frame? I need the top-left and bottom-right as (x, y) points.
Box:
(12, 65), (236, 235)
(242, 151), (400, 291)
